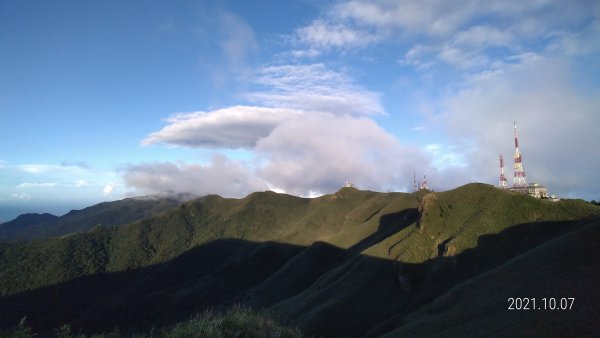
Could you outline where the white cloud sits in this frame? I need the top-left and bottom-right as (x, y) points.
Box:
(292, 1), (485, 53)
(295, 19), (378, 50)
(19, 164), (51, 174)
(424, 144), (468, 170)
(17, 182), (58, 188)
(144, 63), (385, 149)
(286, 48), (321, 59)
(298, 0), (597, 76)
(399, 45), (434, 69)
(430, 24), (515, 69)
(335, 0), (476, 37)
(438, 45), (490, 69)
(137, 111), (437, 197)
(102, 184), (114, 195)
(438, 55), (600, 198)
(401, 23), (519, 70)
(142, 106), (302, 149)
(133, 1), (599, 200)
(11, 193), (31, 200)
(250, 63), (384, 115)
(138, 58), (427, 197)
(403, 42), (496, 71)
(122, 155), (267, 197)
(255, 112), (430, 195)
(335, 0), (594, 38)
(18, 164), (86, 174)
(453, 25), (513, 48)
(138, 55), (403, 197)
(74, 180), (88, 188)
(546, 19), (600, 57)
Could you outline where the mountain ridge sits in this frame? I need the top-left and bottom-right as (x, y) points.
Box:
(0, 195), (191, 242)
(1, 183), (599, 337)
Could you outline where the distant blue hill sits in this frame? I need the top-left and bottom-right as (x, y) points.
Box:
(0, 195), (190, 242)
(0, 212), (59, 233)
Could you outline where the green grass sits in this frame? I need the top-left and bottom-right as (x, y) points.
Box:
(1, 306), (302, 338)
(381, 218), (600, 337)
(0, 188), (405, 296)
(160, 306), (302, 338)
(2, 183), (600, 337)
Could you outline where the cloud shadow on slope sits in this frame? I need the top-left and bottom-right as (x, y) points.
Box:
(0, 211), (598, 337)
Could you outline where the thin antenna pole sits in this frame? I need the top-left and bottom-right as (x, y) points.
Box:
(513, 122), (527, 188)
(413, 172), (418, 192)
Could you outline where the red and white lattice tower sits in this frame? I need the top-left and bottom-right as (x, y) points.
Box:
(499, 154), (508, 189)
(420, 174), (429, 190)
(513, 122), (527, 188)
(413, 172), (418, 192)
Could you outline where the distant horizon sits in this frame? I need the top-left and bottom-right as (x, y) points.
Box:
(1, 181), (591, 223)
(2, 1), (598, 221)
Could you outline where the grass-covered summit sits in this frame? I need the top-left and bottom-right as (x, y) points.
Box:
(1, 183), (599, 337)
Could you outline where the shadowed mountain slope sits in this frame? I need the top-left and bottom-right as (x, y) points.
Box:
(1, 183), (599, 337)
(0, 239), (304, 336)
(0, 187), (413, 296)
(379, 218), (600, 338)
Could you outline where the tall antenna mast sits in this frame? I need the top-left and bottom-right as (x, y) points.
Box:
(421, 174), (429, 190)
(499, 154), (508, 189)
(513, 122), (527, 188)
(413, 172), (418, 192)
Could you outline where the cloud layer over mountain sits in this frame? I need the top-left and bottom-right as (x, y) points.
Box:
(127, 0), (599, 199)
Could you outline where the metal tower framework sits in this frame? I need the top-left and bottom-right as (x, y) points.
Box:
(513, 122), (527, 188)
(420, 175), (429, 190)
(499, 154), (508, 189)
(413, 172), (418, 192)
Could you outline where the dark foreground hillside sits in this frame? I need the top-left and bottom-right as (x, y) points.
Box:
(0, 183), (599, 337)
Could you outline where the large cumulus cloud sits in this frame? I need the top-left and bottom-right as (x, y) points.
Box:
(438, 55), (600, 198)
(129, 62), (433, 197)
(129, 113), (433, 197)
(128, 1), (600, 200)
(255, 113), (430, 195)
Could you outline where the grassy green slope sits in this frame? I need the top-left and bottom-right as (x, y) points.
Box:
(0, 188), (402, 296)
(0, 228), (110, 296)
(382, 218), (600, 337)
(1, 183), (599, 337)
(1, 305), (303, 338)
(259, 184), (600, 337)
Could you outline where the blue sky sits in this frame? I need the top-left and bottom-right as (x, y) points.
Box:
(1, 0), (599, 221)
